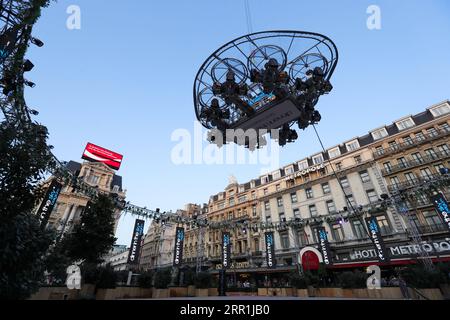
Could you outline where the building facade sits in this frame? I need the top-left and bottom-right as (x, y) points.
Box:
(43, 160), (126, 237)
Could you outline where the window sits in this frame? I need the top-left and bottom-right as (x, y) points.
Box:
(376, 215), (391, 235)
(411, 152), (423, 163)
(322, 183), (331, 194)
(312, 154), (324, 165)
(415, 132), (425, 142)
(346, 194), (356, 208)
(218, 202), (225, 209)
(390, 176), (400, 187)
(261, 176), (269, 184)
(430, 103), (450, 117)
(423, 210), (442, 226)
(280, 232), (290, 249)
(272, 170), (281, 180)
(383, 162), (392, 173)
(328, 147), (341, 159)
(403, 136), (414, 145)
(397, 157), (407, 168)
(326, 200), (336, 214)
(335, 162), (343, 171)
(297, 230), (309, 246)
(305, 188), (313, 199)
(309, 205), (318, 217)
(290, 192), (298, 203)
(264, 201), (270, 211)
(434, 163), (445, 174)
(229, 198), (235, 206)
(251, 191), (256, 199)
(371, 128), (388, 140)
(437, 144), (450, 156)
(389, 141), (399, 150)
(238, 195), (247, 203)
(366, 189), (378, 203)
(263, 188), (268, 195)
(352, 220), (366, 239)
(396, 117), (415, 130)
(277, 197), (283, 207)
(427, 127), (438, 137)
(254, 238), (260, 251)
(332, 224), (345, 242)
(420, 167), (433, 179)
(276, 184), (281, 191)
(279, 212), (286, 222)
(228, 212), (234, 220)
(404, 172), (416, 183)
(340, 177), (350, 188)
(346, 140), (360, 152)
(375, 146), (384, 156)
(354, 155), (362, 164)
(285, 166), (294, 175)
(228, 189), (235, 196)
(293, 208), (300, 218)
(88, 175), (99, 185)
(252, 205), (257, 217)
(359, 170), (371, 183)
(265, 215), (272, 223)
(425, 148), (437, 159)
(298, 160), (308, 170)
(439, 122), (450, 132)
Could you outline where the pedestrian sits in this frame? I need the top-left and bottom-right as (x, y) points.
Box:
(398, 276), (411, 299)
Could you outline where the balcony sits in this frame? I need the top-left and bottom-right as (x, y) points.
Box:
(381, 151), (450, 175)
(373, 128), (450, 159)
(387, 173), (444, 192)
(407, 224), (449, 235)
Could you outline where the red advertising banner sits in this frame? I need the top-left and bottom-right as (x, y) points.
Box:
(81, 142), (123, 170)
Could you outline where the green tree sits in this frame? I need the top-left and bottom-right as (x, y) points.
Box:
(0, 121), (56, 299)
(61, 194), (117, 264)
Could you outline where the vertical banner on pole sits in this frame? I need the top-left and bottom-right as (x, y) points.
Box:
(127, 219), (145, 265)
(431, 193), (450, 232)
(365, 217), (390, 263)
(37, 179), (63, 228)
(222, 232), (231, 269)
(316, 227), (333, 266)
(173, 227), (185, 266)
(265, 232), (276, 269)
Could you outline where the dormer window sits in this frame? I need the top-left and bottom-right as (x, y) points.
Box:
(430, 103), (450, 117)
(346, 140), (360, 152)
(284, 166), (294, 175)
(261, 175), (269, 184)
(298, 160), (308, 170)
(312, 154), (324, 165)
(371, 128), (388, 140)
(112, 185), (120, 193)
(272, 170), (281, 180)
(395, 117), (415, 131)
(328, 147), (341, 159)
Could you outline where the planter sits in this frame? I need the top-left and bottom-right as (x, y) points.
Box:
(187, 285), (196, 297)
(208, 288), (218, 296)
(439, 284), (450, 299)
(28, 287), (79, 300)
(411, 288), (444, 300)
(307, 286), (316, 297)
(195, 288), (209, 297)
(257, 288), (268, 296)
(342, 289), (354, 298)
(169, 287), (188, 297)
(152, 288), (169, 299)
(295, 289), (308, 297)
(316, 288), (343, 298)
(96, 287), (153, 300)
(281, 287), (294, 296)
(352, 289), (369, 299)
(267, 288), (282, 296)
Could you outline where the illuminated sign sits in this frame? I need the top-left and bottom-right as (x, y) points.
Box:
(284, 163), (325, 181)
(316, 227), (333, 266)
(82, 142), (123, 170)
(173, 227), (185, 266)
(37, 179), (62, 228)
(431, 193), (450, 232)
(222, 232), (231, 269)
(365, 217), (390, 263)
(265, 232), (276, 269)
(127, 219), (145, 265)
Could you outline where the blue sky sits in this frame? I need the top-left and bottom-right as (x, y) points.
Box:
(26, 0), (450, 245)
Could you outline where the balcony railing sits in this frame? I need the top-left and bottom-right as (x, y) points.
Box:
(373, 128), (450, 159)
(407, 224), (449, 235)
(381, 151), (450, 175)
(387, 174), (444, 192)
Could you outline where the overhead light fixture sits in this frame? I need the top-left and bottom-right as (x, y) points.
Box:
(23, 59), (34, 72)
(24, 79), (36, 88)
(30, 37), (44, 47)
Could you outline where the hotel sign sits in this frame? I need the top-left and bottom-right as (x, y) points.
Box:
(285, 163), (325, 180)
